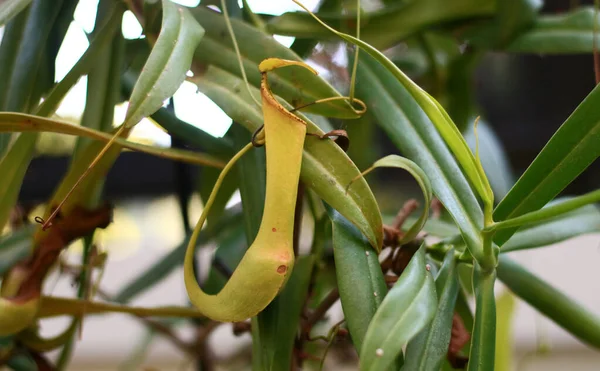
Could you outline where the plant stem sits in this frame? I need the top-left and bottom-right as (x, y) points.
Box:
(486, 189), (600, 233)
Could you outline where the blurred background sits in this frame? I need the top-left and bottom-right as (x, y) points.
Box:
(2, 0), (600, 369)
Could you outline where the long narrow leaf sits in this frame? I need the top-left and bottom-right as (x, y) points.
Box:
(360, 245), (437, 371)
(355, 53), (483, 255)
(494, 81), (600, 245)
(502, 204), (600, 252)
(507, 7), (600, 54)
(124, 0), (204, 128)
(0, 112), (225, 168)
(403, 249), (460, 371)
(0, 0), (32, 26)
(497, 255), (600, 348)
(299, 8), (494, 215)
(329, 208), (387, 354)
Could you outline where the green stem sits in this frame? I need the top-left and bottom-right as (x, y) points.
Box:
(487, 189), (600, 233)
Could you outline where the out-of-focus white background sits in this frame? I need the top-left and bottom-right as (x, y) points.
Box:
(1, 0), (600, 369)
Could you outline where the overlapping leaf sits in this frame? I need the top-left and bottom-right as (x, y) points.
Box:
(494, 81), (600, 245)
(355, 53), (482, 254)
(507, 7), (600, 54)
(403, 249), (459, 371)
(268, 0), (495, 50)
(360, 245), (436, 371)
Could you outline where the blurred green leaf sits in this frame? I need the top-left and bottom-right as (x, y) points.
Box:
(328, 208), (387, 354)
(0, 135), (37, 232)
(360, 245), (436, 371)
(464, 0), (541, 48)
(403, 248), (459, 371)
(194, 65), (383, 250)
(0, 113), (225, 168)
(507, 7), (600, 54)
(35, 1), (123, 118)
(6, 352), (37, 371)
(494, 290), (515, 371)
(0, 225), (34, 276)
(502, 203), (600, 252)
(124, 0), (204, 128)
(355, 53), (483, 256)
(340, 32), (494, 228)
(464, 119), (515, 200)
(189, 6), (358, 119)
(0, 0), (31, 26)
(497, 255), (600, 348)
(267, 0), (495, 50)
(468, 265), (496, 371)
(445, 51), (481, 133)
(357, 155), (432, 244)
(1, 0), (64, 112)
(75, 2), (124, 156)
(494, 81), (600, 246)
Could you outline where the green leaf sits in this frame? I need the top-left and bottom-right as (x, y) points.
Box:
(194, 65), (383, 250)
(468, 265), (496, 371)
(0, 2), (122, 230)
(464, 119), (514, 200)
(356, 155), (432, 244)
(355, 53), (483, 256)
(113, 206), (242, 303)
(0, 225), (34, 276)
(403, 248), (460, 371)
(35, 1), (123, 118)
(494, 81), (600, 246)
(502, 203), (600, 252)
(75, 2), (124, 156)
(497, 255), (600, 348)
(494, 291), (516, 371)
(464, 0), (541, 48)
(189, 6), (358, 119)
(0, 0), (32, 26)
(0, 134), (36, 232)
(0, 112), (226, 169)
(268, 0), (495, 50)
(492, 189), (600, 232)
(360, 245), (437, 371)
(507, 7), (600, 54)
(0, 0), (64, 112)
(328, 208), (387, 354)
(124, 0), (204, 128)
(337, 27), (494, 219)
